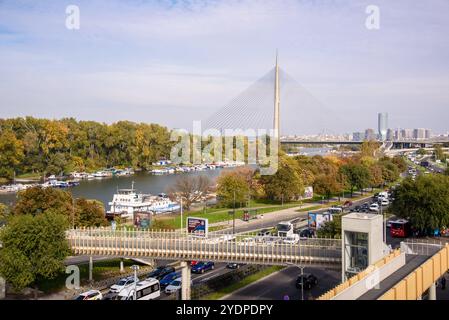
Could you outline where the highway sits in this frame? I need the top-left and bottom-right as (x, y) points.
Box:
(222, 266), (341, 300)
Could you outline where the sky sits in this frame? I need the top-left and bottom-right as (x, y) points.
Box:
(0, 0), (449, 135)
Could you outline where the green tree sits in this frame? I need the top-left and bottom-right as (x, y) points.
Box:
(434, 144), (446, 162)
(391, 175), (449, 233)
(0, 211), (70, 295)
(417, 148), (427, 156)
(313, 173), (342, 201)
(13, 187), (73, 217)
(216, 171), (250, 207)
(75, 199), (108, 227)
(340, 163), (371, 197)
(0, 129), (24, 179)
(260, 156), (304, 202)
(316, 214), (342, 239)
(0, 203), (9, 226)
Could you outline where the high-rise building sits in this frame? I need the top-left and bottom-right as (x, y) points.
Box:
(352, 132), (365, 142)
(425, 129), (432, 139)
(365, 128), (376, 141)
(414, 128), (426, 140)
(401, 129), (413, 140)
(378, 113), (388, 141)
(386, 129), (394, 141)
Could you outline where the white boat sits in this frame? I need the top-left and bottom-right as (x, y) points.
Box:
(106, 182), (180, 220)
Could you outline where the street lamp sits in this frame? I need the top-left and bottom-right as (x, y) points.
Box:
(286, 263), (305, 301)
(131, 265), (140, 300)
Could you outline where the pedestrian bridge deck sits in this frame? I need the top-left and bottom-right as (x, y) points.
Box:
(67, 228), (342, 268)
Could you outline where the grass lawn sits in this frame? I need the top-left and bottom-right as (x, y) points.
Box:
(36, 258), (145, 293)
(201, 266), (285, 300)
(15, 172), (42, 180)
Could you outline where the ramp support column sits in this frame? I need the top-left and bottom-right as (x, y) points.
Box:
(428, 283), (436, 300)
(181, 261), (191, 300)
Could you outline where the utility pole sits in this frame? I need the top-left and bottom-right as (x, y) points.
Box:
(180, 197), (183, 234)
(233, 191), (236, 235)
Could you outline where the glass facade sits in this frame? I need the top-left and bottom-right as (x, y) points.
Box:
(344, 231), (369, 278)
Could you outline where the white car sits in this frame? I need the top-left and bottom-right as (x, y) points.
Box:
(283, 234), (300, 244)
(369, 203), (379, 212)
(165, 277), (192, 295)
(380, 199), (389, 206)
(75, 290), (103, 300)
(110, 276), (139, 293)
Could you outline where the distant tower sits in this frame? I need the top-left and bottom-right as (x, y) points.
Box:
(273, 52), (280, 139)
(378, 113), (388, 141)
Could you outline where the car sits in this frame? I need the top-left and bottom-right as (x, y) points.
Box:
(226, 262), (242, 269)
(102, 291), (119, 300)
(164, 277), (193, 295)
(353, 205), (361, 212)
(257, 229), (272, 237)
(160, 272), (181, 289)
(147, 266), (175, 280)
(109, 276), (139, 293)
(74, 290), (103, 300)
(190, 261), (199, 267)
(299, 228), (314, 239)
(380, 199), (389, 206)
(295, 273), (318, 290)
(165, 277), (182, 295)
(369, 203), (379, 212)
(191, 261), (215, 274)
(283, 234), (300, 244)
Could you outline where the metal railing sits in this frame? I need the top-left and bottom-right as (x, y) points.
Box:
(66, 228), (342, 267)
(400, 238), (445, 256)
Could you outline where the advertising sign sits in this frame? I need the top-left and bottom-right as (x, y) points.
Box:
(302, 186), (314, 200)
(308, 212), (333, 230)
(134, 212), (151, 229)
(187, 217), (208, 238)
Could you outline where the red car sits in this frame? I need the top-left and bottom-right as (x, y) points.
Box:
(190, 260), (199, 266)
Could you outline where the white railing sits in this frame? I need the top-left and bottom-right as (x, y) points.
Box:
(66, 228), (342, 267)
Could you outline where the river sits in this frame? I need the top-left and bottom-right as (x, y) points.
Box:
(0, 169), (231, 208)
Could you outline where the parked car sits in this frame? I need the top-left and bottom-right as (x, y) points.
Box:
(75, 290), (103, 300)
(190, 261), (199, 267)
(380, 198), (389, 206)
(102, 291), (119, 300)
(295, 273), (318, 290)
(353, 205), (361, 212)
(191, 261), (215, 274)
(147, 266), (175, 280)
(160, 272), (181, 289)
(109, 276), (139, 293)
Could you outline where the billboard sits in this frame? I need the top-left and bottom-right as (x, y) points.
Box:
(308, 212), (333, 230)
(187, 217), (208, 238)
(302, 186), (314, 200)
(134, 212), (151, 229)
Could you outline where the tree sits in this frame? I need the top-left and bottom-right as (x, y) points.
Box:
(417, 148), (427, 156)
(216, 172), (250, 207)
(379, 158), (400, 183)
(13, 187), (73, 217)
(75, 199), (108, 227)
(167, 175), (212, 210)
(340, 163), (371, 197)
(391, 175), (449, 234)
(360, 141), (380, 158)
(313, 173), (342, 201)
(260, 156), (304, 202)
(316, 215), (342, 239)
(0, 129), (24, 179)
(369, 164), (384, 189)
(0, 211), (70, 295)
(434, 144), (446, 162)
(0, 203), (9, 226)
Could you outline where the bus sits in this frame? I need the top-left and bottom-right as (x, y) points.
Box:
(390, 219), (411, 238)
(117, 278), (161, 300)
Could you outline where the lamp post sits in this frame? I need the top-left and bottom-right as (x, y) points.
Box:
(286, 263), (305, 300)
(233, 191), (236, 235)
(131, 265), (140, 300)
(180, 197), (183, 234)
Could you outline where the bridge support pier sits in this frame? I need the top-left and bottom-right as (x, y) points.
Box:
(0, 276), (5, 299)
(180, 261), (191, 300)
(428, 283), (436, 300)
(89, 256), (93, 282)
(120, 259), (124, 273)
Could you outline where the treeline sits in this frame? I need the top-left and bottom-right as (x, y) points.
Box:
(0, 117), (173, 178)
(216, 142), (407, 206)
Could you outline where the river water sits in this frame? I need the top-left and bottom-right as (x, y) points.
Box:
(0, 147), (332, 208)
(0, 169), (230, 208)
